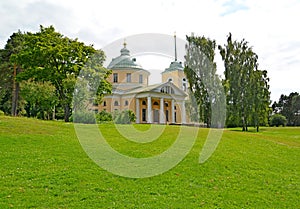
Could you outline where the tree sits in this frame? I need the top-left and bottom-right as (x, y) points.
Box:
(184, 35), (225, 128)
(272, 92), (300, 126)
(218, 33), (270, 131)
(11, 25), (109, 122)
(0, 31), (26, 115)
(270, 114), (287, 127)
(251, 70), (271, 131)
(73, 50), (112, 112)
(72, 50), (112, 123)
(20, 79), (58, 119)
(292, 95), (300, 125)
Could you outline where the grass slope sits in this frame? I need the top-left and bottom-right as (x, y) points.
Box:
(0, 116), (299, 208)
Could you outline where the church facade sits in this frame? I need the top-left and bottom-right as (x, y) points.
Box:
(96, 39), (189, 124)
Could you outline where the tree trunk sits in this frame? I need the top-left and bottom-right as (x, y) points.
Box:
(64, 104), (70, 122)
(52, 105), (55, 120)
(242, 116), (246, 131)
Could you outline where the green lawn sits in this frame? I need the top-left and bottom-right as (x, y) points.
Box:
(0, 116), (299, 208)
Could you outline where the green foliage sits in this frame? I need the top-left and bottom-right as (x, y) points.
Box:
(20, 79), (58, 119)
(11, 25), (110, 122)
(88, 110), (136, 124)
(71, 111), (96, 124)
(0, 30), (27, 115)
(184, 35), (225, 128)
(96, 110), (113, 123)
(272, 92), (300, 126)
(218, 33), (271, 131)
(0, 117), (299, 208)
(73, 50), (112, 113)
(0, 110), (4, 116)
(270, 114), (287, 127)
(113, 110), (136, 124)
(79, 50), (112, 103)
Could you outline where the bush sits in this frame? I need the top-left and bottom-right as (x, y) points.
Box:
(113, 110), (136, 124)
(96, 110), (113, 123)
(0, 110), (4, 116)
(270, 114), (287, 127)
(72, 111), (96, 124)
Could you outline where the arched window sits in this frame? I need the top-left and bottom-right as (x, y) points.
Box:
(114, 101), (119, 106)
(103, 101), (106, 106)
(142, 100), (147, 105)
(153, 101), (159, 106)
(161, 86), (174, 94)
(125, 100), (129, 106)
(182, 78), (187, 91)
(168, 78), (173, 82)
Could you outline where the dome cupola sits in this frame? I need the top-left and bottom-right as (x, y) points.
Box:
(107, 41), (144, 70)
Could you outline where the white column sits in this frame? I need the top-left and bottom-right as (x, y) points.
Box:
(171, 99), (175, 123)
(181, 100), (186, 124)
(136, 98), (140, 123)
(147, 96), (152, 123)
(160, 98), (165, 124)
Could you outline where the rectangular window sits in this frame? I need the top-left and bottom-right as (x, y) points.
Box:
(126, 73), (131, 83)
(139, 74), (143, 84)
(183, 83), (187, 91)
(113, 73), (118, 83)
(174, 112), (177, 123)
(166, 110), (169, 122)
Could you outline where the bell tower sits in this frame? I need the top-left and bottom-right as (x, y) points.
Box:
(161, 33), (187, 92)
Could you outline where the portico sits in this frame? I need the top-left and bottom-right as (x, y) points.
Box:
(130, 82), (187, 124)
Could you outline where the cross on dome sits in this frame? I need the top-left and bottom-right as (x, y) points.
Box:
(123, 39), (127, 48)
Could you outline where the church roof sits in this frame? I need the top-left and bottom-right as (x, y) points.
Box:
(107, 43), (145, 71)
(126, 81), (187, 96)
(163, 60), (184, 72)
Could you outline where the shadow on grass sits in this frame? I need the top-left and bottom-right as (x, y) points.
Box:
(227, 127), (269, 133)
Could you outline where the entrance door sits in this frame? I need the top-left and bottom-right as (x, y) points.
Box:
(166, 110), (169, 122)
(153, 109), (159, 123)
(142, 109), (146, 122)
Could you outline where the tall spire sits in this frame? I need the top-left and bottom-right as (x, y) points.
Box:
(174, 32), (177, 61)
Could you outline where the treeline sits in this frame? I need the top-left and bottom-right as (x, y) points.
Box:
(271, 92), (300, 126)
(185, 33), (271, 131)
(0, 25), (111, 121)
(1, 26), (298, 129)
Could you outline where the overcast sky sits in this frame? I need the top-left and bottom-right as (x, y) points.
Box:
(1, 0), (299, 101)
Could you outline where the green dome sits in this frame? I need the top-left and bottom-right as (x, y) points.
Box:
(164, 60), (184, 72)
(107, 45), (144, 70)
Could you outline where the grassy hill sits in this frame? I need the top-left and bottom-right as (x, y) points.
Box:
(0, 116), (299, 208)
